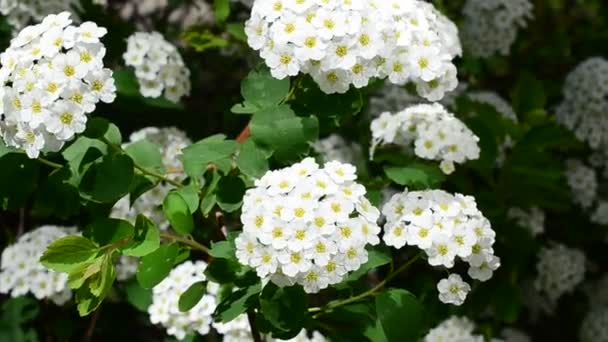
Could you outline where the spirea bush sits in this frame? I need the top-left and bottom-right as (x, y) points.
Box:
(0, 1), (607, 341)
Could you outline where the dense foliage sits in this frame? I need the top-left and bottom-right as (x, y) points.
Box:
(0, 0), (607, 341)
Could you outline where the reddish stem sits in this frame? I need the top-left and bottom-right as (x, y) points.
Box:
(236, 124), (250, 143)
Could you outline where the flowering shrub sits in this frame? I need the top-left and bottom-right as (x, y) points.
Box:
(0, 1), (607, 342)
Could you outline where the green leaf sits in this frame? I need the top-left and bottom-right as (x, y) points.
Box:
(216, 175), (246, 212)
(511, 72), (546, 115)
(122, 215), (161, 257)
(241, 69), (290, 110)
(88, 255), (116, 297)
(226, 22), (246, 42)
(180, 134), (238, 178)
(214, 282), (262, 322)
(250, 105), (319, 161)
(176, 184), (200, 214)
(237, 140), (269, 178)
(136, 244), (179, 289)
(163, 191), (195, 234)
(376, 289), (426, 342)
(84, 218), (134, 247)
(125, 139), (165, 174)
(213, 0), (230, 23)
(126, 280), (153, 312)
(260, 284), (308, 333)
(383, 164), (445, 189)
(204, 258), (242, 284)
(209, 240), (236, 259)
(83, 117), (122, 145)
(40, 236), (99, 273)
(178, 281), (207, 312)
(79, 154), (134, 203)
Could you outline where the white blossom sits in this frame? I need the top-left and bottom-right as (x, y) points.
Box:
(370, 103), (480, 174)
(0, 12), (115, 158)
(245, 0), (461, 100)
(235, 158), (381, 293)
(534, 243), (585, 304)
(0, 225), (76, 305)
(461, 0), (534, 58)
(123, 32), (191, 102)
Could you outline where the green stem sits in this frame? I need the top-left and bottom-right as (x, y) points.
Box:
(309, 253), (422, 316)
(160, 231), (211, 255)
(100, 136), (184, 188)
(37, 157), (63, 169)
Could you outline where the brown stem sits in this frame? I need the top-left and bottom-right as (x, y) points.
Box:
(247, 310), (263, 342)
(236, 124), (251, 143)
(83, 307), (100, 342)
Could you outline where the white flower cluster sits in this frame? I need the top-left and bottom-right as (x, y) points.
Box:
(461, 0), (533, 58)
(110, 0), (214, 30)
(245, 0), (461, 99)
(466, 91), (518, 122)
(423, 316), (485, 342)
(370, 103), (480, 175)
(501, 328), (531, 342)
(0, 12), (115, 158)
(565, 159), (598, 210)
(0, 225), (76, 305)
(383, 189), (500, 305)
(580, 308), (608, 342)
(123, 32), (191, 102)
(557, 58), (608, 151)
(235, 158), (381, 293)
(148, 261), (218, 340)
(507, 207), (545, 237)
(535, 243), (585, 304)
(0, 0), (79, 30)
(313, 134), (362, 166)
(215, 315), (326, 342)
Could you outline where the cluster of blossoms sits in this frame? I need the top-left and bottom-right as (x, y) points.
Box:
(557, 58), (608, 151)
(507, 207), (545, 237)
(215, 315), (326, 342)
(461, 0), (534, 58)
(0, 0), (79, 30)
(383, 189), (500, 305)
(423, 316), (485, 342)
(235, 158), (381, 293)
(580, 308), (608, 342)
(108, 0), (214, 30)
(148, 261), (218, 340)
(370, 103), (480, 175)
(123, 32), (191, 102)
(0, 225), (75, 305)
(313, 134), (362, 166)
(565, 160), (607, 225)
(535, 243), (585, 304)
(0, 12), (116, 158)
(245, 0), (461, 99)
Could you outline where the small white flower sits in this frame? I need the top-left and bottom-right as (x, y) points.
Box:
(437, 274), (470, 306)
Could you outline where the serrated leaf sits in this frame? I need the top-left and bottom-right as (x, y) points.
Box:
(122, 215), (160, 257)
(384, 164), (445, 189)
(237, 140), (269, 178)
(214, 282), (262, 322)
(40, 236), (99, 273)
(180, 134), (238, 178)
(241, 69), (290, 109)
(125, 139), (165, 174)
(84, 218), (134, 247)
(176, 184), (200, 214)
(163, 191), (194, 234)
(136, 244), (179, 289)
(178, 281), (207, 312)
